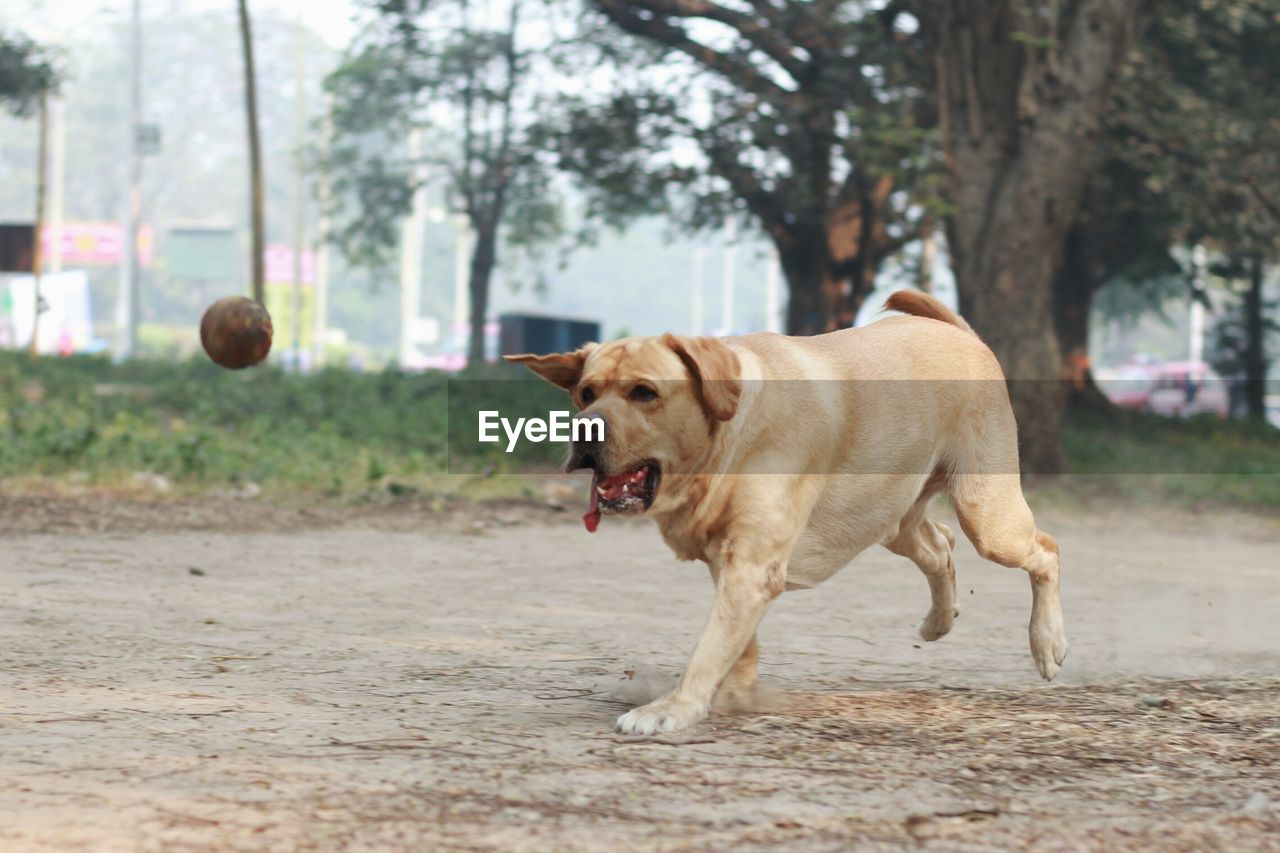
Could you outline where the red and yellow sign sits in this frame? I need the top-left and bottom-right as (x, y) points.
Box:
(40, 223), (155, 266)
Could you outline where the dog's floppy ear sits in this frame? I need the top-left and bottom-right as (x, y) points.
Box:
(504, 344), (596, 390)
(662, 334), (741, 421)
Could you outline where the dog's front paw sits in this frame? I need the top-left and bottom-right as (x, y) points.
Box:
(615, 693), (706, 735)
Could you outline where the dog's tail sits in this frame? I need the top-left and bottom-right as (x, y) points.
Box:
(884, 290), (976, 336)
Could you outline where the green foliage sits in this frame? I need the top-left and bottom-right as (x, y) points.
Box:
(0, 31), (59, 116)
(0, 352), (570, 491)
(546, 0), (941, 331)
(543, 89), (697, 232)
(1090, 0), (1280, 284)
(1067, 0), (1280, 397)
(323, 0), (568, 362)
(4, 352), (1275, 510)
(323, 0), (563, 270)
(1208, 277), (1278, 380)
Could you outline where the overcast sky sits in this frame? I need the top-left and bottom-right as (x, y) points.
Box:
(16, 0), (359, 49)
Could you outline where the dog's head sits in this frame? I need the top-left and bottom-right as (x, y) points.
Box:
(506, 334), (741, 518)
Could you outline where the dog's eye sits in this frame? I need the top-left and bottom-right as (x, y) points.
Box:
(630, 384), (658, 402)
(580, 387), (596, 405)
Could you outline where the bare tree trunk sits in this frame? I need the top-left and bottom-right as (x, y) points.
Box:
(925, 0), (1143, 475)
(467, 224), (497, 368)
(1244, 253), (1267, 421)
(238, 0), (266, 305)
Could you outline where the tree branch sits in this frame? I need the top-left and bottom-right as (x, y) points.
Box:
(592, 0), (791, 101)
(627, 0), (807, 81)
(699, 131), (787, 241)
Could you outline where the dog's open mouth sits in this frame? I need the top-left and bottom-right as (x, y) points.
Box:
(583, 462), (660, 532)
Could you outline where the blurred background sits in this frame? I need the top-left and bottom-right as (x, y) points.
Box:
(0, 0), (1277, 506)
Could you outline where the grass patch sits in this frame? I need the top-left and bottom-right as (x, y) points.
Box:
(3, 352), (1277, 510)
(1050, 406), (1280, 511)
(0, 352), (556, 496)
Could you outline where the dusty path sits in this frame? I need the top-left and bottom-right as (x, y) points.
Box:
(1, 506), (1278, 850)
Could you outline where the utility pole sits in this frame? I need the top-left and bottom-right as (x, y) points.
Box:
(313, 96), (333, 369)
(238, 0), (266, 305)
(29, 92), (49, 358)
(290, 6), (307, 369)
(721, 217), (737, 334)
(691, 248), (706, 335)
(116, 0), (142, 359)
(399, 128), (427, 367)
(48, 96), (65, 275)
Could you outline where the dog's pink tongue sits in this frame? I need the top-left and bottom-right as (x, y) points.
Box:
(583, 472), (600, 533)
(584, 467), (649, 532)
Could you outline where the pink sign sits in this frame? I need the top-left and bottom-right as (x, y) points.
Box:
(264, 246), (315, 285)
(40, 223), (154, 266)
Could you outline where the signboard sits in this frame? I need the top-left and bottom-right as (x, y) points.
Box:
(5, 271), (94, 355)
(0, 224), (35, 272)
(262, 247), (317, 351)
(264, 279), (316, 352)
(499, 314), (600, 356)
(169, 227), (236, 280)
(261, 247), (317, 353)
(264, 246), (315, 284)
(40, 223), (155, 267)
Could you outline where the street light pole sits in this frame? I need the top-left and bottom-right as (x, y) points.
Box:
(721, 216), (737, 334)
(691, 248), (705, 335)
(116, 0), (142, 359)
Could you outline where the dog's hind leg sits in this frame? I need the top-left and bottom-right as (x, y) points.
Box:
(949, 473), (1068, 680)
(885, 501), (958, 641)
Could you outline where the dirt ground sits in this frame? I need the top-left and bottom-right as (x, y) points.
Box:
(1, 493), (1278, 851)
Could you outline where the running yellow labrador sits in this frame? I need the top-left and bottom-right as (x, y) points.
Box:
(507, 291), (1067, 735)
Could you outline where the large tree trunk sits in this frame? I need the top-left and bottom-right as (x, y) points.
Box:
(467, 223), (498, 368)
(1243, 252), (1268, 421)
(776, 220), (884, 336)
(924, 1), (1143, 475)
(1054, 222), (1112, 410)
(778, 225), (837, 336)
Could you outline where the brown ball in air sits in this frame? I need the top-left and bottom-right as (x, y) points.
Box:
(200, 296), (274, 369)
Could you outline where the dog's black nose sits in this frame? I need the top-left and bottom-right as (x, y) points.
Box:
(566, 411), (606, 471)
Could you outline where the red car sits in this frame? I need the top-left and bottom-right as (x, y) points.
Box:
(1095, 361), (1229, 418)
